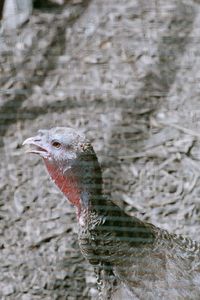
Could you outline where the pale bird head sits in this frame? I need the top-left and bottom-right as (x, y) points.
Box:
(23, 127), (88, 171)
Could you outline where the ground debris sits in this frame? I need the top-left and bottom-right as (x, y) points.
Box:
(1, 0), (200, 299)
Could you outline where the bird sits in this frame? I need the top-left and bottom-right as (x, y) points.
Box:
(23, 127), (200, 300)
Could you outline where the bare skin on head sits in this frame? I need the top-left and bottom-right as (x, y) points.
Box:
(23, 127), (102, 219)
(23, 127), (200, 300)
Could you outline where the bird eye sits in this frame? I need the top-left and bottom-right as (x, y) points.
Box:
(52, 141), (61, 148)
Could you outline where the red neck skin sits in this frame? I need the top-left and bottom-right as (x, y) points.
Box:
(44, 160), (82, 218)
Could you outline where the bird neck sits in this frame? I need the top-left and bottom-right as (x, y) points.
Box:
(43, 147), (104, 221)
(44, 161), (81, 209)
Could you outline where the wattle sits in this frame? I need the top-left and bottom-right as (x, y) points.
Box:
(44, 160), (81, 209)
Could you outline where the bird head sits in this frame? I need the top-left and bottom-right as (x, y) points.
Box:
(23, 127), (102, 217)
(23, 127), (87, 172)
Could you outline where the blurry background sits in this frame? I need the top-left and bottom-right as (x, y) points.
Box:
(1, 0), (200, 299)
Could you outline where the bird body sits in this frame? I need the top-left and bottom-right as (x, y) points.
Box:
(23, 127), (200, 299)
(78, 201), (200, 299)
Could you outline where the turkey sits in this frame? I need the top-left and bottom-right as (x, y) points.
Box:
(23, 127), (200, 300)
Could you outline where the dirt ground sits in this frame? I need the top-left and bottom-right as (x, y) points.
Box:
(1, 0), (200, 299)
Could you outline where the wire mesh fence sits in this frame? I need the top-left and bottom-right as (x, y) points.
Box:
(1, 0), (200, 299)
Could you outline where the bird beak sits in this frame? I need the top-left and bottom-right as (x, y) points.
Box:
(22, 136), (48, 156)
